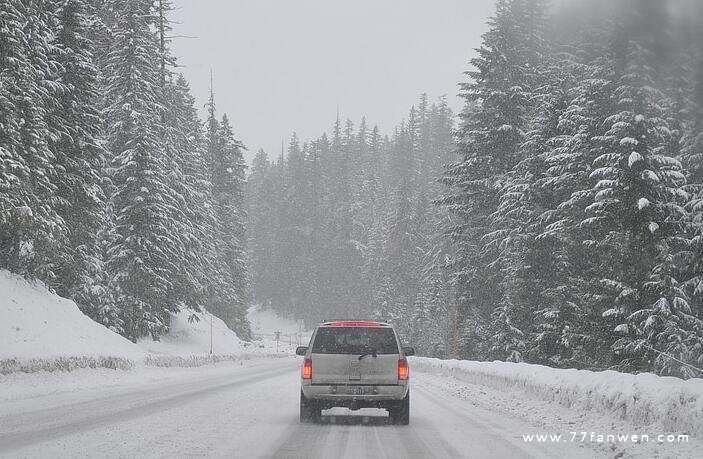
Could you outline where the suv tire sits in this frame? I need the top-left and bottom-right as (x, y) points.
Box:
(389, 391), (410, 425)
(299, 390), (320, 423)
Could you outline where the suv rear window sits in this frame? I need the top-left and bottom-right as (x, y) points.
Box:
(311, 327), (399, 355)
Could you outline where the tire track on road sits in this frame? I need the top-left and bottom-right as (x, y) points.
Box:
(269, 390), (462, 458)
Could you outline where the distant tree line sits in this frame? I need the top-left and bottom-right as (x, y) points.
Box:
(246, 97), (456, 354)
(0, 0), (249, 341)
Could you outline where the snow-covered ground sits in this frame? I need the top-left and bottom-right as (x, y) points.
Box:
(0, 270), (145, 362)
(411, 357), (703, 439)
(412, 370), (701, 459)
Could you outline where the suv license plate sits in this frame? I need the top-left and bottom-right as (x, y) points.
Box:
(346, 386), (372, 395)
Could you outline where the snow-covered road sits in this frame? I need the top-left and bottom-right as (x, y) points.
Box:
(269, 381), (595, 459)
(0, 359), (693, 458)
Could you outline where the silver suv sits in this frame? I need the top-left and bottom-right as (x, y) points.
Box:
(295, 321), (414, 425)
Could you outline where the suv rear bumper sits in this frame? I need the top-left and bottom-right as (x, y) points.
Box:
(302, 383), (408, 402)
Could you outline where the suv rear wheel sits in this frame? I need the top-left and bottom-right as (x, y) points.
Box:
(389, 391), (410, 425)
(299, 391), (320, 423)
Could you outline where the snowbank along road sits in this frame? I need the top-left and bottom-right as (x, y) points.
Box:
(0, 358), (698, 458)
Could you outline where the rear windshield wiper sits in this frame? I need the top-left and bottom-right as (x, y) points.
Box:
(358, 348), (377, 360)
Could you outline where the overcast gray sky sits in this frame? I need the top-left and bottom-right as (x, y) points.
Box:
(171, 0), (496, 163)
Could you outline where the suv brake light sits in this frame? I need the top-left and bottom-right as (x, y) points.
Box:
(327, 321), (383, 327)
(398, 358), (409, 380)
(302, 358), (312, 379)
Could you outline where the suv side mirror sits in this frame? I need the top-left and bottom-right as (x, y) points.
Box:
(402, 346), (415, 357)
(295, 346), (308, 356)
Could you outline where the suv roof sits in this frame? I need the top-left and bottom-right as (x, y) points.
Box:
(319, 320), (391, 327)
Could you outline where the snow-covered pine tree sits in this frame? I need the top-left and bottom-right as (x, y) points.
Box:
(205, 105), (251, 339)
(676, 12), (703, 351)
(538, 54), (618, 370)
(103, 0), (183, 341)
(150, 0), (209, 315)
(277, 133), (307, 319)
(682, 44), (703, 183)
(487, 0), (551, 362)
(410, 98), (457, 356)
(268, 147), (292, 315)
(0, 0), (36, 273)
(494, 39), (603, 367)
(0, 0), (68, 283)
(441, 0), (547, 360)
(161, 74), (213, 312)
(683, 187), (703, 370)
(380, 176), (421, 339)
(583, 2), (695, 374)
(365, 126), (392, 323)
(246, 149), (275, 307)
(47, 0), (114, 326)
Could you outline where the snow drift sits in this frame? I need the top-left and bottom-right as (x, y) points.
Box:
(0, 269), (145, 369)
(411, 357), (703, 438)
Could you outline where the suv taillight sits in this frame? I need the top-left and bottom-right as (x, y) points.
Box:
(302, 358), (312, 379)
(398, 358), (409, 380)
